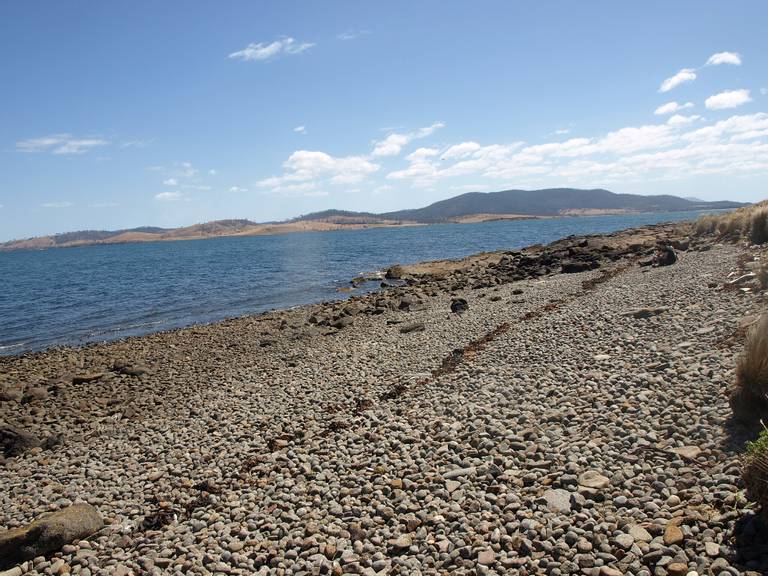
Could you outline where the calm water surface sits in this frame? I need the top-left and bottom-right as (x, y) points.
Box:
(0, 212), (710, 354)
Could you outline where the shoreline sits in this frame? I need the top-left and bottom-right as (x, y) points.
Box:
(1, 219), (693, 360)
(2, 219), (768, 574)
(0, 208), (732, 253)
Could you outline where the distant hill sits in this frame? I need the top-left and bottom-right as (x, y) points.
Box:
(1, 188), (746, 251)
(374, 188), (745, 223)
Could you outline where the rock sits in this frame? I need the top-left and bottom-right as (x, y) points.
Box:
(663, 523), (684, 546)
(670, 445), (701, 460)
(385, 265), (403, 279)
(71, 372), (104, 384)
(578, 470), (610, 489)
(628, 525), (653, 543)
(0, 504), (103, 568)
(0, 427), (42, 457)
(477, 549), (495, 565)
(614, 533), (634, 550)
(444, 467), (475, 479)
(666, 562), (688, 576)
(113, 362), (149, 376)
(0, 387), (22, 403)
(653, 245), (677, 267)
(399, 323), (425, 334)
(21, 386), (48, 403)
(543, 489), (571, 513)
(622, 306), (668, 319)
(599, 568), (623, 576)
(450, 298), (468, 314)
(331, 316), (354, 329)
(561, 261), (592, 273)
(387, 534), (412, 550)
(705, 541), (720, 557)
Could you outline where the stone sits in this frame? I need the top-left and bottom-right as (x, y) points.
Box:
(71, 372), (104, 384)
(543, 489), (571, 513)
(614, 533), (634, 550)
(628, 525), (652, 543)
(450, 298), (469, 314)
(387, 535), (412, 550)
(704, 541), (720, 557)
(444, 467), (475, 479)
(599, 568), (623, 576)
(399, 322), (425, 334)
(21, 387), (48, 403)
(670, 445), (701, 460)
(0, 504), (103, 568)
(0, 427), (42, 458)
(667, 562), (688, 576)
(622, 307), (668, 319)
(578, 470), (610, 489)
(477, 549), (495, 565)
(663, 524), (684, 546)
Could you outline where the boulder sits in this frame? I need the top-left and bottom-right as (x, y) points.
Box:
(0, 504), (103, 568)
(653, 245), (677, 267)
(578, 470), (610, 490)
(543, 489), (572, 513)
(21, 387), (48, 403)
(622, 307), (668, 319)
(450, 298), (469, 314)
(561, 261), (592, 274)
(0, 427), (60, 458)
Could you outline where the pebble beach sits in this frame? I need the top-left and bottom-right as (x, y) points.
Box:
(2, 222), (767, 576)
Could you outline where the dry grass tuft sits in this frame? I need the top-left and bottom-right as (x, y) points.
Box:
(749, 207), (768, 245)
(692, 200), (768, 244)
(731, 314), (768, 424)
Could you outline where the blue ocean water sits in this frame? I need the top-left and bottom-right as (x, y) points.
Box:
(0, 212), (708, 355)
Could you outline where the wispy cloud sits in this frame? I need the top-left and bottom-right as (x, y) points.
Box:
(706, 51), (742, 66)
(659, 68), (697, 93)
(372, 122), (445, 157)
(705, 89), (752, 110)
(41, 201), (74, 208)
(17, 134), (108, 155)
(229, 186), (248, 192)
(293, 125), (307, 134)
(654, 101), (694, 115)
(163, 178), (178, 186)
(337, 29), (371, 41)
(154, 191), (183, 202)
(229, 37), (314, 61)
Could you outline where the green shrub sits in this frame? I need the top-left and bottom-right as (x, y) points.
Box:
(743, 427), (768, 516)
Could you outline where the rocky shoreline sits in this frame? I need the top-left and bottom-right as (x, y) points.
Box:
(1, 221), (767, 575)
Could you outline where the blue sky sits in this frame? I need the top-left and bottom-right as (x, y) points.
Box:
(1, 1), (767, 240)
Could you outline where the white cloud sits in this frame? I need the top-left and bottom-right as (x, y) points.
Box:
(373, 184), (393, 195)
(41, 201), (73, 208)
(163, 178), (178, 186)
(762, 88), (768, 96)
(667, 114), (701, 126)
(228, 37), (314, 61)
(154, 191), (183, 202)
(229, 186), (248, 192)
(372, 122), (445, 157)
(554, 128), (571, 136)
(337, 30), (371, 41)
(406, 147), (440, 162)
(257, 150), (380, 193)
(17, 134), (108, 155)
(654, 101), (694, 115)
(293, 125), (307, 134)
(705, 89), (752, 110)
(706, 51), (742, 66)
(442, 141), (481, 160)
(208, 169), (218, 175)
(659, 68), (697, 93)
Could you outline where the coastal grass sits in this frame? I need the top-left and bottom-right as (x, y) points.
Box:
(731, 314), (768, 425)
(691, 200), (768, 244)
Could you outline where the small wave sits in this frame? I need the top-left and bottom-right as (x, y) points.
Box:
(0, 342), (25, 351)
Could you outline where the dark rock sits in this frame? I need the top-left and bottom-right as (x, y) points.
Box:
(113, 361), (149, 376)
(399, 323), (425, 334)
(72, 372), (105, 384)
(653, 245), (677, 267)
(0, 426), (42, 457)
(21, 386), (48, 403)
(450, 298), (469, 314)
(0, 504), (103, 568)
(561, 261), (592, 274)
